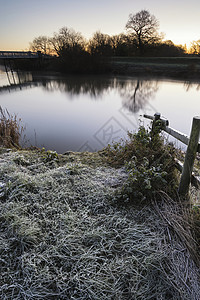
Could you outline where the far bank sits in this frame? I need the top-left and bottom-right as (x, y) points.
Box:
(111, 56), (200, 79)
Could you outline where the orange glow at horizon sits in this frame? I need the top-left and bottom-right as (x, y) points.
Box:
(1, 0), (200, 53)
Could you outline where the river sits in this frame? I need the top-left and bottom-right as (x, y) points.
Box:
(0, 67), (199, 153)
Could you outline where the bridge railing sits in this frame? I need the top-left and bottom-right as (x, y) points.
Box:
(0, 51), (40, 59)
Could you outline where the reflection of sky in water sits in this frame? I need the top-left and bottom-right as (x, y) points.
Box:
(0, 71), (199, 153)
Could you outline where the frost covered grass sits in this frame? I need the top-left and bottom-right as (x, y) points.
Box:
(0, 148), (200, 299)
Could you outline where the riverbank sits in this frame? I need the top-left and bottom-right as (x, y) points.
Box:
(111, 56), (200, 80)
(11, 55), (200, 81)
(1, 126), (200, 298)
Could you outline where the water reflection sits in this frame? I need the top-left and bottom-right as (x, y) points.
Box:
(119, 79), (159, 113)
(0, 65), (36, 93)
(0, 70), (159, 114)
(183, 81), (200, 92)
(32, 76), (159, 114)
(0, 67), (200, 153)
(38, 76), (115, 98)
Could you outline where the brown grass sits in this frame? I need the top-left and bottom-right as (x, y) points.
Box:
(0, 106), (24, 148)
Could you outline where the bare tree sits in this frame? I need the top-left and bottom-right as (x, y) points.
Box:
(189, 40), (200, 55)
(29, 36), (52, 54)
(126, 10), (161, 55)
(88, 31), (112, 56)
(110, 34), (126, 55)
(50, 27), (85, 56)
(110, 33), (138, 56)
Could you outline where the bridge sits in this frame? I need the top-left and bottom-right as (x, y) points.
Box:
(0, 51), (45, 90)
(0, 51), (53, 90)
(0, 81), (40, 93)
(0, 51), (41, 60)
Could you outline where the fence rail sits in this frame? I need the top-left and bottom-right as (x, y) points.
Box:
(144, 113), (200, 198)
(144, 113), (200, 152)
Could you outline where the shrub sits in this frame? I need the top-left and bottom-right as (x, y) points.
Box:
(118, 156), (168, 203)
(57, 49), (110, 74)
(103, 126), (178, 203)
(41, 148), (59, 163)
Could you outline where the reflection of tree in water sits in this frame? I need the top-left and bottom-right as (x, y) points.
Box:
(39, 76), (116, 99)
(38, 77), (159, 109)
(0, 72), (159, 108)
(183, 81), (200, 92)
(33, 75), (200, 98)
(119, 79), (159, 113)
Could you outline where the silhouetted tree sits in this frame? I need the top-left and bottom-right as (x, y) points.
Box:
(48, 28), (109, 74)
(125, 10), (162, 55)
(110, 34), (137, 56)
(29, 36), (52, 54)
(50, 27), (85, 56)
(190, 40), (200, 55)
(88, 31), (113, 56)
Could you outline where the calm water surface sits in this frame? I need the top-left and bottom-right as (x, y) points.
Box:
(0, 67), (199, 153)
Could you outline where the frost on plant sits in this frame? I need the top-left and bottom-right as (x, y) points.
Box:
(0, 149), (199, 299)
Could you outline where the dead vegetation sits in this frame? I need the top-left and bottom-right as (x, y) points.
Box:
(0, 106), (24, 149)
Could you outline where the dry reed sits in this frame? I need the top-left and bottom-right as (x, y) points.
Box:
(0, 106), (24, 148)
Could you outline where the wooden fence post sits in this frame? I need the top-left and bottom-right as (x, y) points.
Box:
(178, 117), (200, 197)
(151, 113), (161, 139)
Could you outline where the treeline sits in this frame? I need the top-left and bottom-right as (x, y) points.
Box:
(189, 40), (200, 55)
(28, 10), (199, 74)
(30, 28), (113, 73)
(29, 28), (186, 74)
(30, 28), (186, 58)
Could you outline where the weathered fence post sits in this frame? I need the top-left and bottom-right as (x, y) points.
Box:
(143, 113), (200, 192)
(178, 117), (200, 197)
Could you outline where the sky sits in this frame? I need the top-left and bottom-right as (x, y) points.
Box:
(0, 0), (200, 51)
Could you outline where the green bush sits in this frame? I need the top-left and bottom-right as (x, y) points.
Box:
(118, 156), (168, 203)
(41, 148), (59, 163)
(103, 126), (178, 203)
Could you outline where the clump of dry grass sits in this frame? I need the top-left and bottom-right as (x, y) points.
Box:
(190, 186), (200, 250)
(152, 192), (200, 299)
(173, 148), (200, 251)
(0, 106), (24, 148)
(0, 150), (200, 299)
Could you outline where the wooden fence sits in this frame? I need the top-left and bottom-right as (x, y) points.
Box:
(144, 113), (200, 198)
